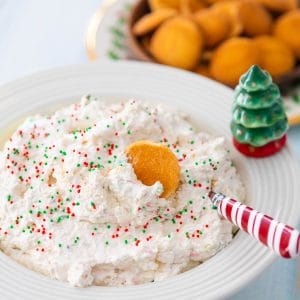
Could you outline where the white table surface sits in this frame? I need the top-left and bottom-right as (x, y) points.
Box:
(0, 0), (299, 299)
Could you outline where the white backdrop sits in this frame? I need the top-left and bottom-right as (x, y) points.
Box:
(0, 0), (100, 83)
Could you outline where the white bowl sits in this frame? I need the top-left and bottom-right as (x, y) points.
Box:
(0, 61), (299, 299)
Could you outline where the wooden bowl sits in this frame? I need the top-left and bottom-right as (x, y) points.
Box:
(127, 0), (300, 94)
(128, 0), (155, 63)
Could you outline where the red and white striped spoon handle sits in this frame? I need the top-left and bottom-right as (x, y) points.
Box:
(210, 193), (300, 259)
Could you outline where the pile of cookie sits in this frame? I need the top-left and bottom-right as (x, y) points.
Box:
(132, 0), (300, 86)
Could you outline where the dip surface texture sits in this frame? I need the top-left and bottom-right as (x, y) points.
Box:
(0, 98), (245, 287)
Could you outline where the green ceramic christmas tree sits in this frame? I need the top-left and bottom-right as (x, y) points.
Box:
(231, 65), (288, 157)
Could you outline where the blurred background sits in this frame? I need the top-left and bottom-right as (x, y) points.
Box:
(0, 0), (299, 299)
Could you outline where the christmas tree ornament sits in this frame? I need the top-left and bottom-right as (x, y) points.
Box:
(231, 65), (288, 157)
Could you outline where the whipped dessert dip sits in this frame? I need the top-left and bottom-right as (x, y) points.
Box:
(0, 97), (245, 287)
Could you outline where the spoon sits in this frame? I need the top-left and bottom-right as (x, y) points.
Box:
(209, 192), (300, 259)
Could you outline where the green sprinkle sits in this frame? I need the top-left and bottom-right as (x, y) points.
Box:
(171, 218), (176, 224)
(189, 200), (193, 205)
(59, 150), (67, 156)
(124, 240), (128, 245)
(107, 224), (111, 229)
(127, 130), (131, 135)
(37, 240), (41, 244)
(105, 241), (109, 245)
(58, 243), (62, 247)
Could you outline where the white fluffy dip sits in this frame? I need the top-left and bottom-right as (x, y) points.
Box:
(0, 97), (245, 287)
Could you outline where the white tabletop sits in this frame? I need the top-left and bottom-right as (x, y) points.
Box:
(0, 0), (299, 299)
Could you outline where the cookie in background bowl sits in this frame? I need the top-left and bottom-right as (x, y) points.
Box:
(128, 0), (300, 90)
